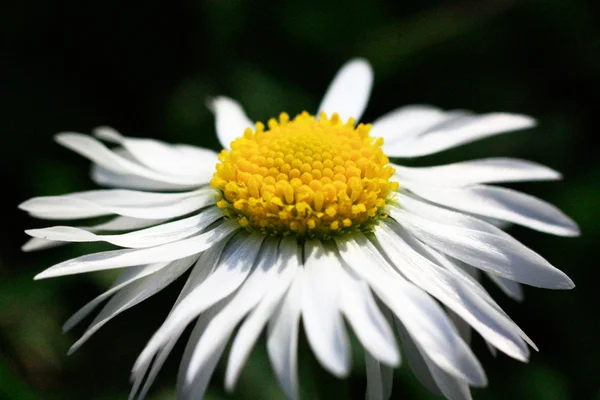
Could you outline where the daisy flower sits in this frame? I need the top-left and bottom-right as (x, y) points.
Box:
(20, 59), (579, 400)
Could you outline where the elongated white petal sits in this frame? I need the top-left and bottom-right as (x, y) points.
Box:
(393, 158), (560, 187)
(371, 106), (463, 144)
(394, 193), (513, 239)
(92, 165), (197, 191)
(430, 250), (535, 346)
(365, 351), (394, 400)
(393, 314), (441, 395)
(337, 235), (486, 386)
(338, 266), (399, 366)
(132, 233), (264, 375)
(170, 303), (227, 400)
(384, 113), (536, 157)
(396, 320), (473, 400)
(375, 221), (530, 361)
(63, 262), (173, 332)
(267, 268), (304, 400)
(183, 340), (227, 400)
(418, 245), (536, 351)
(225, 237), (300, 391)
(55, 133), (205, 185)
(21, 238), (63, 252)
(19, 188), (213, 220)
(23, 215), (163, 252)
(90, 215), (167, 231)
(171, 240), (230, 308)
(93, 126), (218, 182)
(390, 208), (574, 289)
(27, 207), (223, 249)
(34, 221), (239, 279)
(129, 242), (230, 400)
(132, 337), (177, 400)
(447, 309), (472, 345)
(183, 238), (281, 390)
(405, 183), (580, 237)
(301, 240), (350, 377)
(68, 255), (198, 354)
(208, 96), (254, 150)
(487, 273), (524, 301)
(317, 58), (373, 123)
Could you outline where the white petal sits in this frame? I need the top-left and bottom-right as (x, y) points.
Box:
(487, 273), (524, 301)
(393, 314), (441, 395)
(446, 309), (472, 345)
(267, 268), (304, 400)
(67, 255), (198, 354)
(34, 220), (239, 279)
(183, 238), (282, 389)
(394, 193), (514, 238)
(393, 158), (560, 187)
(181, 329), (227, 400)
(63, 262), (173, 332)
(88, 215), (166, 231)
(336, 235), (486, 386)
(92, 164), (197, 191)
(338, 266), (399, 366)
(419, 245), (537, 351)
(371, 105), (462, 144)
(129, 244), (228, 400)
(390, 208), (574, 289)
(301, 240), (351, 377)
(131, 337), (177, 400)
(317, 58), (373, 123)
(225, 237), (300, 391)
(375, 221), (530, 361)
(55, 133), (205, 185)
(396, 319), (473, 400)
(19, 188), (214, 220)
(21, 238), (63, 252)
(365, 351), (394, 400)
(404, 183), (580, 237)
(132, 232), (264, 376)
(23, 215), (165, 252)
(176, 303), (228, 400)
(207, 96), (254, 150)
(93, 126), (218, 182)
(172, 239), (230, 307)
(384, 113), (536, 157)
(26, 207), (223, 248)
(486, 341), (498, 357)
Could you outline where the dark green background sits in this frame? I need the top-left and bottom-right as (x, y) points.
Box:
(2, 1), (598, 399)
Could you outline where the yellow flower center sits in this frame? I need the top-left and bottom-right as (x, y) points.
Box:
(210, 111), (398, 238)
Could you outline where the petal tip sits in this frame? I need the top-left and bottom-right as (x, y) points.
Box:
(93, 126), (121, 142)
(34, 269), (54, 280)
(66, 345), (78, 356)
(345, 57), (372, 72)
(560, 278), (575, 290)
(17, 201), (29, 211)
(33, 272), (46, 280)
(54, 131), (78, 144)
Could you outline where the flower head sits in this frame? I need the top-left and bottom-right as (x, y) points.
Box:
(20, 59), (579, 400)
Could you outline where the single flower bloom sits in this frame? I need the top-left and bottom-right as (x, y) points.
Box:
(20, 59), (579, 400)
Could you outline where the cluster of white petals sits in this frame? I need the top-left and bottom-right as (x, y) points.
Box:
(21, 59), (579, 400)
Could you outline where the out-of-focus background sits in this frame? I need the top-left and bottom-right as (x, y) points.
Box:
(1, 1), (598, 399)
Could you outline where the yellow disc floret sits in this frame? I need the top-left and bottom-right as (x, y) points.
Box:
(210, 111), (398, 238)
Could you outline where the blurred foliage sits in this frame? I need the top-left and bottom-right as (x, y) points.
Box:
(2, 0), (599, 399)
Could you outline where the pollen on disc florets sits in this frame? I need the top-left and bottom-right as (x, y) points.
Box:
(210, 111), (398, 238)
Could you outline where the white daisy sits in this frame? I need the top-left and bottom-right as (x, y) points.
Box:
(20, 59), (579, 400)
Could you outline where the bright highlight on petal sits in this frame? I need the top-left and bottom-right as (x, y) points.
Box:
(20, 58), (578, 400)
